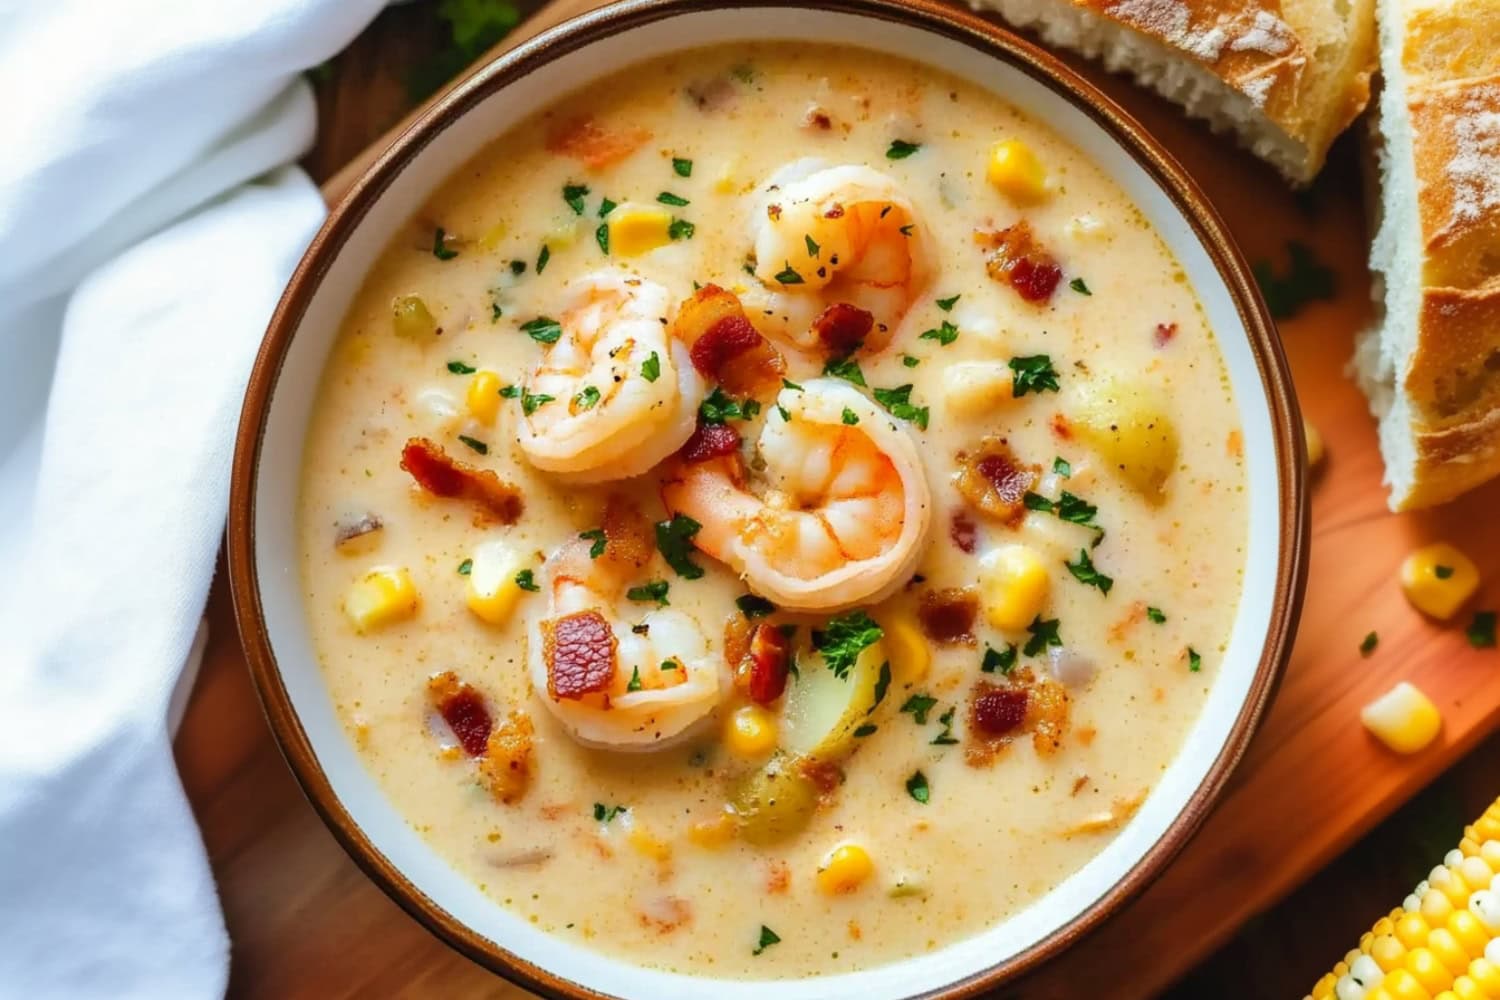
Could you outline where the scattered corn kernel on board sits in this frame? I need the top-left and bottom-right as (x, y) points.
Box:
(192, 1), (1500, 995)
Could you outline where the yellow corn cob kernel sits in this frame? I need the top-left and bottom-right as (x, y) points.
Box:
(344, 566), (419, 632)
(978, 544), (1050, 632)
(1377, 918), (1399, 937)
(1451, 910), (1491, 955)
(1435, 993), (1459, 1000)
(817, 843), (874, 895)
(687, 813), (737, 850)
(1427, 929), (1470, 975)
(545, 217), (579, 249)
(881, 614), (931, 686)
(1366, 986), (1399, 1000)
(465, 370), (503, 424)
(1312, 973), (1338, 998)
(1468, 958), (1500, 992)
(1473, 890), (1500, 932)
(1362, 682), (1443, 754)
(1385, 968), (1435, 1000)
(1449, 979), (1486, 1000)
(1400, 543), (1480, 620)
(942, 362), (1015, 413)
(1305, 418), (1326, 468)
(724, 705), (778, 758)
(1375, 934), (1410, 972)
(465, 541), (529, 627)
(1398, 914), (1435, 950)
(1363, 932), (1378, 953)
(1406, 947), (1455, 993)
(986, 139), (1048, 203)
(607, 203), (673, 257)
(1433, 867), (1472, 908)
(1425, 889), (1457, 924)
(1459, 857), (1494, 890)
(1484, 842), (1500, 869)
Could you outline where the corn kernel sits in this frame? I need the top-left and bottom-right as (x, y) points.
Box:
(1374, 934), (1410, 972)
(1401, 543), (1480, 620)
(881, 615), (931, 686)
(545, 217), (579, 249)
(1384, 969), (1434, 1000)
(986, 139), (1048, 203)
(1458, 857), (1493, 891)
(724, 705), (778, 758)
(979, 544), (1050, 632)
(1449, 909), (1490, 954)
(687, 813), (736, 850)
(817, 843), (874, 895)
(607, 203), (673, 257)
(1367, 985), (1399, 1000)
(1450, 979), (1486, 1000)
(465, 541), (529, 627)
(1407, 948), (1455, 993)
(344, 566), (419, 632)
(942, 362), (1015, 414)
(1313, 973), (1338, 999)
(1468, 958), (1500, 993)
(1305, 419), (1326, 468)
(1424, 888), (1456, 924)
(1362, 682), (1443, 754)
(466, 370), (503, 424)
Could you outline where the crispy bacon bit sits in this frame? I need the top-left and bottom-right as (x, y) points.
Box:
(545, 116), (650, 170)
(1028, 677), (1070, 756)
(543, 610), (617, 700)
(1154, 322), (1178, 347)
(966, 669), (1071, 766)
(747, 624), (791, 705)
(918, 587), (979, 645)
(949, 511), (977, 554)
(599, 494), (653, 571)
(689, 314), (761, 376)
(955, 437), (1038, 525)
(976, 221), (1063, 303)
(1049, 413), (1073, 440)
(810, 302), (875, 354)
(400, 437), (523, 524)
(427, 671), (493, 757)
(972, 683), (1029, 737)
(681, 419), (742, 464)
(724, 614), (753, 678)
(674, 285), (786, 397)
(478, 710), (535, 804)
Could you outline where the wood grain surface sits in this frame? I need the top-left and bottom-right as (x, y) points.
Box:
(187, 2), (1500, 997)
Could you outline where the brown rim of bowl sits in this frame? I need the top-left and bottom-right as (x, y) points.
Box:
(229, 0), (1309, 996)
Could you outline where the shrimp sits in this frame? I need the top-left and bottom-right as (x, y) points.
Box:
(743, 160), (935, 353)
(527, 537), (728, 751)
(517, 270), (704, 482)
(660, 378), (932, 611)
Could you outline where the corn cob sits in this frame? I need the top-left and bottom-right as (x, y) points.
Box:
(1305, 796), (1500, 1000)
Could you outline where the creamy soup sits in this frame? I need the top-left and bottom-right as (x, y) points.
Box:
(298, 43), (1246, 980)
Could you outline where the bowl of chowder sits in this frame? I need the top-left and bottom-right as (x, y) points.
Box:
(229, 0), (1308, 996)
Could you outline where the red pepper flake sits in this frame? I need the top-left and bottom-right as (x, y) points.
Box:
(680, 419), (742, 464)
(427, 671), (493, 757)
(400, 437), (523, 524)
(918, 587), (979, 645)
(1154, 322), (1178, 348)
(976, 221), (1062, 304)
(971, 682), (1029, 737)
(543, 610), (617, 700)
(949, 511), (977, 554)
(810, 302), (874, 354)
(955, 438), (1038, 525)
(746, 623), (791, 705)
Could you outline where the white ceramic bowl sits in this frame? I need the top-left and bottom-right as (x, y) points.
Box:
(229, 1), (1308, 997)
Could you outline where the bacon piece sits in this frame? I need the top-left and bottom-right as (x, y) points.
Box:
(478, 710), (535, 804)
(675, 284), (785, 397)
(545, 116), (650, 170)
(680, 419), (741, 464)
(976, 221), (1063, 304)
(724, 614), (753, 678)
(689, 314), (762, 376)
(400, 437), (523, 524)
(427, 671), (493, 757)
(954, 437), (1038, 525)
(746, 624), (791, 705)
(972, 683), (1028, 737)
(1154, 322), (1178, 348)
(599, 494), (653, 572)
(918, 587), (979, 645)
(949, 510), (977, 554)
(810, 302), (874, 354)
(543, 610), (617, 700)
(966, 670), (1071, 766)
(1028, 677), (1070, 756)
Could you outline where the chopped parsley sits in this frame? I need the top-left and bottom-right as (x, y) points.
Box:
(822, 354), (866, 386)
(661, 659), (679, 671)
(456, 435), (488, 455)
(900, 693), (938, 725)
(752, 925), (780, 955)
(626, 580), (670, 606)
(1023, 616), (1062, 658)
(1435, 564), (1455, 580)
(595, 222), (610, 255)
(1146, 606), (1166, 624)
(781, 377), (804, 391)
(919, 320), (959, 346)
(1066, 548), (1114, 595)
(901, 354), (921, 368)
(886, 139), (922, 160)
(869, 661), (892, 713)
(1187, 647), (1203, 672)
(656, 514), (705, 579)
(579, 528), (608, 559)
(872, 384), (930, 429)
(905, 770), (930, 803)
(520, 316), (562, 344)
(774, 262), (805, 285)
(1468, 611), (1497, 649)
(813, 610), (884, 679)
(935, 293), (960, 311)
(673, 157), (693, 178)
(573, 385), (601, 411)
(657, 191), (690, 207)
(841, 407), (859, 425)
(626, 665), (643, 691)
(490, 301), (502, 322)
(509, 259), (526, 275)
(853, 724), (877, 738)
(521, 389), (554, 415)
(592, 803), (627, 822)
(982, 643), (1018, 675)
(931, 706), (958, 745)
(776, 404), (791, 422)
(536, 244), (551, 273)
(563, 182), (589, 215)
(1252, 241), (1336, 320)
(456, 558), (473, 576)
(1009, 354), (1061, 396)
(736, 594), (776, 619)
(447, 360), (476, 375)
(432, 227), (458, 260)
(699, 386), (759, 423)
(500, 384), (522, 399)
(668, 218), (695, 240)
(515, 569), (539, 592)
(1053, 456), (1072, 477)
(641, 352), (661, 382)
(1359, 631), (1379, 656)
(598, 197), (617, 218)
(804, 234), (820, 257)
(1069, 277), (1092, 296)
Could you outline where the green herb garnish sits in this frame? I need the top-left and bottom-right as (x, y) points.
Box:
(1435, 565), (1455, 580)
(841, 407), (859, 425)
(887, 139), (922, 160)
(432, 227), (458, 260)
(521, 389), (554, 415)
(1468, 611), (1497, 649)
(1053, 456), (1072, 477)
(774, 263), (804, 285)
(872, 384), (930, 429)
(515, 569), (539, 592)
(1069, 277), (1092, 296)
(673, 157), (693, 178)
(919, 320), (959, 346)
(905, 770), (930, 803)
(657, 191), (690, 207)
(656, 514), (705, 580)
(520, 316), (562, 344)
(574, 385), (601, 411)
(457, 559), (473, 575)
(900, 693), (938, 725)
(626, 580), (670, 606)
(641, 352), (661, 382)
(563, 182), (589, 215)
(822, 354), (866, 386)
(1187, 647), (1203, 672)
(447, 360), (476, 375)
(901, 355), (920, 368)
(1359, 631), (1378, 656)
(1009, 354), (1060, 396)
(982, 644), (1017, 675)
(457, 435), (488, 455)
(536, 244), (551, 273)
(752, 925), (780, 955)
(579, 528), (608, 559)
(935, 294), (960, 311)
(626, 665), (643, 691)
(1023, 616), (1062, 658)
(593, 803), (627, 822)
(1066, 548), (1113, 595)
(1146, 606), (1166, 624)
(805, 235), (820, 257)
(736, 594), (776, 619)
(813, 610), (884, 679)
(668, 218), (695, 240)
(931, 706), (958, 745)
(595, 222), (610, 255)
(1252, 241), (1336, 320)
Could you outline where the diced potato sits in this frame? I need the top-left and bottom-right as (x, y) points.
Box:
(607, 203), (673, 257)
(779, 639), (887, 760)
(986, 139), (1049, 203)
(1064, 214), (1108, 242)
(466, 370), (503, 425)
(392, 295), (438, 340)
(545, 216), (580, 249)
(1400, 543), (1480, 621)
(978, 544), (1050, 632)
(1072, 378), (1180, 501)
(879, 614), (930, 687)
(729, 754), (820, 846)
(1361, 681), (1442, 754)
(344, 566), (419, 632)
(942, 362), (1014, 414)
(466, 540), (530, 626)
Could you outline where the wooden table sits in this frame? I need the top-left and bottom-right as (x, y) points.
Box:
(185, 2), (1500, 996)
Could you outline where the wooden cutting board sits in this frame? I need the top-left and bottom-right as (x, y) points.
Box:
(189, 2), (1500, 996)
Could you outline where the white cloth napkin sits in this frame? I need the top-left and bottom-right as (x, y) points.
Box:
(0, 1), (385, 995)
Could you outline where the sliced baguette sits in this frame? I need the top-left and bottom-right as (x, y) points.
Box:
(1354, 0), (1500, 509)
(967, 0), (1378, 184)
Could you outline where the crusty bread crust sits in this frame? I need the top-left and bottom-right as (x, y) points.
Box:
(969, 0), (1377, 183)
